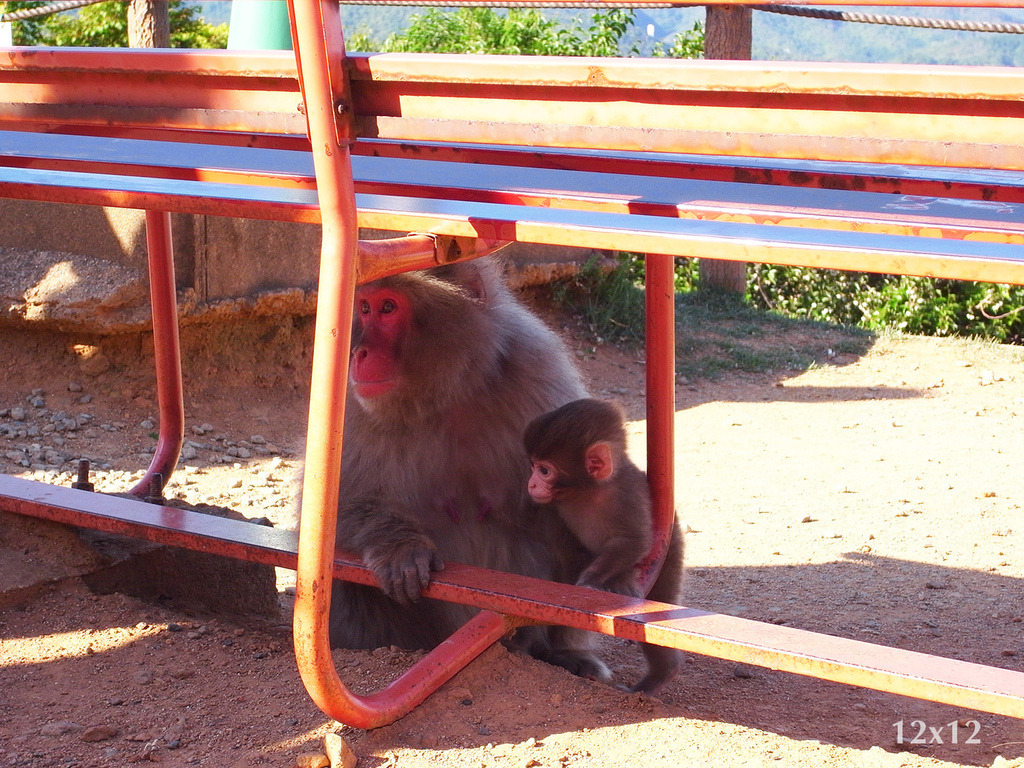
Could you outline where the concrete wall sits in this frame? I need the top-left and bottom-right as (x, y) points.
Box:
(0, 200), (600, 332)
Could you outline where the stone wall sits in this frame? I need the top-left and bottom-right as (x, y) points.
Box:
(0, 201), (599, 332)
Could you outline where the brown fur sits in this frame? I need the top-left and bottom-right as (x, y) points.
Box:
(525, 398), (686, 694)
(329, 257), (609, 682)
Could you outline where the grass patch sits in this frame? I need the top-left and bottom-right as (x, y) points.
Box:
(548, 258), (874, 381)
(673, 291), (873, 381)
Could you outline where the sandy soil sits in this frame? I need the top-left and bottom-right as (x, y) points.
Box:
(1, 296), (1023, 768)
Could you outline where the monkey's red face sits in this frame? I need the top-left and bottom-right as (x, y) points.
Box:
(528, 460), (559, 504)
(351, 286), (409, 400)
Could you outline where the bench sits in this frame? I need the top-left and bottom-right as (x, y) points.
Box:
(2, 0), (1024, 728)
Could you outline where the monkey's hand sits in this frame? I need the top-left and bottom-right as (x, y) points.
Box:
(577, 572), (644, 599)
(365, 541), (445, 605)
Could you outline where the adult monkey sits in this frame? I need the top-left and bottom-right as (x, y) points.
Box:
(329, 256), (609, 680)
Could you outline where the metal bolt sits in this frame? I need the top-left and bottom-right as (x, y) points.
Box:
(71, 458), (94, 492)
(144, 473), (165, 505)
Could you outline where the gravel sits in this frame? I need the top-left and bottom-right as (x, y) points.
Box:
(0, 384), (298, 522)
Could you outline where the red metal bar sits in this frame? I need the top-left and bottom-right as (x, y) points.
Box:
(636, 253), (677, 592)
(347, 54), (1024, 171)
(286, 0), (509, 731)
(129, 210), (183, 499)
(4, 473), (1024, 720)
(289, 0), (362, 724)
(288, 1), (527, 727)
(352, 140), (1024, 205)
(357, 234), (512, 283)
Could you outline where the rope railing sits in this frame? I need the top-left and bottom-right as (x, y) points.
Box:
(336, 0), (686, 6)
(0, 0), (105, 24)
(753, 4), (1024, 33)
(3, 0), (1022, 35)
(335, 0), (1024, 34)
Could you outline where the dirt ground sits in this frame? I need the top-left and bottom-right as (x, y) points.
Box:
(1, 291), (1023, 768)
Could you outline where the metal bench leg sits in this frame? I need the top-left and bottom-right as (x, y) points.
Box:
(288, 0), (513, 729)
(638, 253), (677, 589)
(129, 209), (183, 499)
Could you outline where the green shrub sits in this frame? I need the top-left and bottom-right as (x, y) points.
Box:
(564, 254), (1024, 345)
(750, 264), (1024, 343)
(551, 255), (647, 344)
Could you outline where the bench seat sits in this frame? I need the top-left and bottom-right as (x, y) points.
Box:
(3, 129), (1024, 285)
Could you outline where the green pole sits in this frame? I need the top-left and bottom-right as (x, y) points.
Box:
(227, 0), (293, 50)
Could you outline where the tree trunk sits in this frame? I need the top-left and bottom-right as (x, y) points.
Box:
(704, 5), (752, 60)
(699, 6), (752, 294)
(128, 0), (170, 48)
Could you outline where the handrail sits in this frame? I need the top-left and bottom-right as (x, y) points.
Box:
(288, 0), (372, 726)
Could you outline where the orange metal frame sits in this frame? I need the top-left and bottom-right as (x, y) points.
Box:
(1, 0), (1024, 730)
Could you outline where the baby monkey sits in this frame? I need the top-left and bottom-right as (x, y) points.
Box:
(524, 398), (653, 598)
(524, 398), (685, 694)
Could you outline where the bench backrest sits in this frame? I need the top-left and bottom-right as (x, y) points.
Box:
(4, 44), (1023, 172)
(0, 48), (304, 146)
(348, 53), (1024, 172)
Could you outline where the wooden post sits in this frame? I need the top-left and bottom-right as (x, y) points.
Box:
(699, 5), (752, 294)
(704, 5), (752, 59)
(128, 0), (170, 48)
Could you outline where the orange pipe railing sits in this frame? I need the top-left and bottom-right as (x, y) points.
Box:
(637, 253), (677, 592)
(129, 210), (183, 500)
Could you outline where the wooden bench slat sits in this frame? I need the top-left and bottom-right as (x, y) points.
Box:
(15, 130), (1024, 211)
(0, 129), (315, 188)
(0, 165), (320, 222)
(355, 140), (1024, 204)
(349, 54), (1024, 169)
(355, 192), (1024, 284)
(5, 49), (1023, 170)
(0, 47), (296, 76)
(2, 163), (1021, 280)
(351, 154), (1024, 240)
(0, 48), (302, 137)
(4, 129), (1024, 283)
(6, 130), (1024, 244)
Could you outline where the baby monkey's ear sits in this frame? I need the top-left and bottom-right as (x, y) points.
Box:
(585, 441), (614, 482)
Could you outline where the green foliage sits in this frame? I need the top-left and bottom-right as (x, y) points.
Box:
(551, 255), (647, 345)
(2, 1), (46, 44)
(3, 1), (227, 48)
(374, 7), (642, 57)
(550, 253), (703, 345)
(345, 4), (706, 58)
(652, 21), (705, 59)
(549, 253), (872, 380)
(169, 2), (227, 49)
(750, 264), (1024, 344)
(345, 30), (376, 54)
(554, 9), (638, 57)
(380, 8), (559, 55)
(568, 253), (1024, 347)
